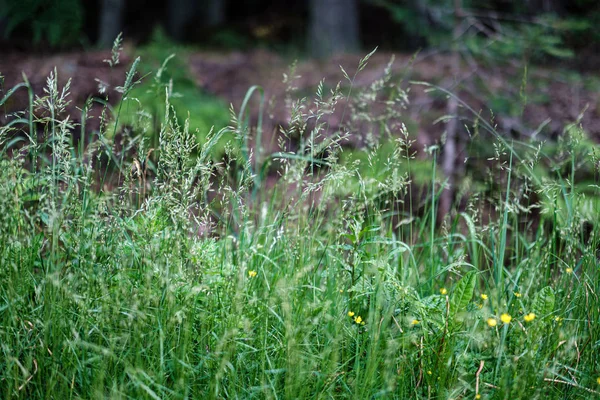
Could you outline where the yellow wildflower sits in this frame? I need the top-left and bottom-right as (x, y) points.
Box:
(480, 294), (488, 300)
(440, 288), (448, 295)
(597, 376), (600, 385)
(487, 318), (497, 327)
(354, 316), (363, 324)
(248, 270), (257, 278)
(514, 292), (521, 298)
(348, 311), (355, 317)
(411, 319), (420, 325)
(475, 394), (481, 399)
(500, 313), (512, 324)
(339, 289), (344, 293)
(524, 313), (536, 322)
(566, 267), (573, 274)
(427, 370), (432, 375)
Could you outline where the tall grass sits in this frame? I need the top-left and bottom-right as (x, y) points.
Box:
(0, 45), (599, 399)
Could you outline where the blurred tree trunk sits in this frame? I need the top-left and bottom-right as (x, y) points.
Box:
(168, 0), (197, 41)
(0, 17), (6, 38)
(206, 0), (225, 27)
(439, 0), (462, 221)
(309, 0), (360, 58)
(98, 0), (125, 48)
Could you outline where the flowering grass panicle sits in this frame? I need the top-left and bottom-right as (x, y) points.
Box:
(0, 45), (598, 399)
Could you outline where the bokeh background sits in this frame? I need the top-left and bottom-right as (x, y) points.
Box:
(2, 0), (600, 198)
(1, 0), (600, 61)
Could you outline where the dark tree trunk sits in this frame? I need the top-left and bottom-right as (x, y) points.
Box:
(309, 0), (360, 58)
(439, 0), (462, 221)
(167, 0), (197, 41)
(206, 0), (225, 27)
(0, 16), (6, 38)
(98, 0), (125, 48)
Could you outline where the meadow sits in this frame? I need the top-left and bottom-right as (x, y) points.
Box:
(1, 43), (599, 399)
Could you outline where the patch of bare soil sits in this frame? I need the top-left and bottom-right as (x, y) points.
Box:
(188, 49), (600, 153)
(0, 50), (131, 132)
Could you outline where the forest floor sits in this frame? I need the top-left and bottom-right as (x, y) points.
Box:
(2, 46), (600, 154)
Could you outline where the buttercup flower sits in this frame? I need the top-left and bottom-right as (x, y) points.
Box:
(248, 270), (257, 278)
(411, 319), (420, 325)
(348, 311), (355, 317)
(514, 292), (521, 298)
(524, 313), (536, 322)
(487, 318), (497, 327)
(500, 313), (512, 324)
(354, 316), (363, 324)
(480, 294), (488, 300)
(566, 267), (573, 274)
(440, 288), (448, 295)
(596, 376), (600, 385)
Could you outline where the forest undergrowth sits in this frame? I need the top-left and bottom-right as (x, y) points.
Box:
(0, 41), (599, 399)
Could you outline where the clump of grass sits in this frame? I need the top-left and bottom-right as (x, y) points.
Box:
(0, 42), (599, 399)
(108, 28), (231, 157)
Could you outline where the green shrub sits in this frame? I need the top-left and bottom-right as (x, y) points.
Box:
(0, 0), (83, 46)
(110, 29), (231, 158)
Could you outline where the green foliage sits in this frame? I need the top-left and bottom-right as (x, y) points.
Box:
(373, 0), (588, 63)
(208, 29), (253, 50)
(1, 50), (599, 399)
(0, 0), (83, 46)
(112, 29), (231, 156)
(466, 15), (584, 62)
(372, 0), (454, 47)
(531, 286), (556, 318)
(565, 0), (600, 44)
(450, 271), (476, 314)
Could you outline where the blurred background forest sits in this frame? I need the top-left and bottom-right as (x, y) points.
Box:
(2, 0), (600, 213)
(2, 1), (600, 144)
(1, 0), (599, 63)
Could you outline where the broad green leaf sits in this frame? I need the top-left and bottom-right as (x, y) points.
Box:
(532, 286), (555, 317)
(450, 272), (477, 313)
